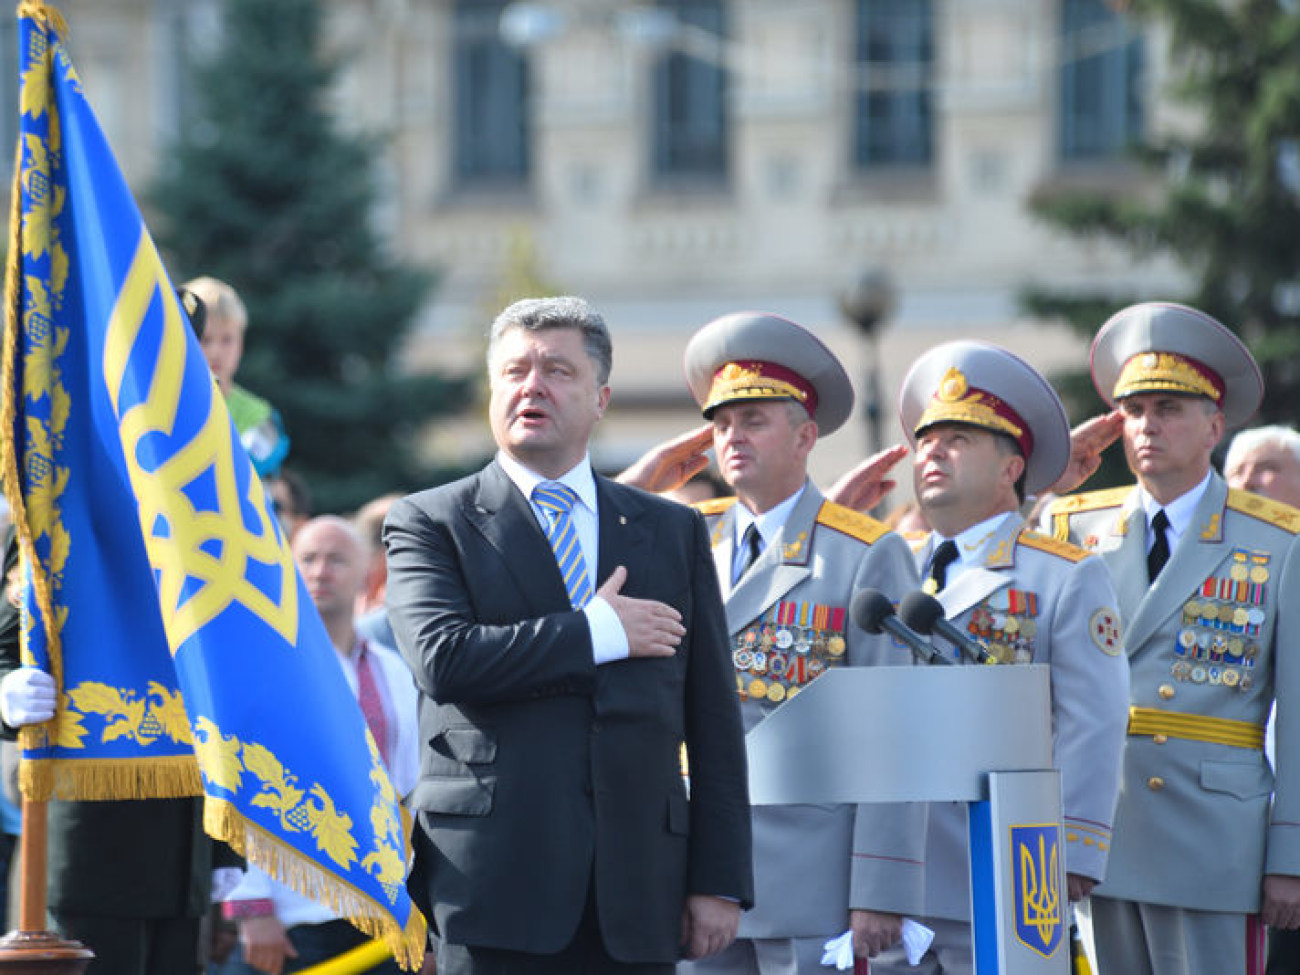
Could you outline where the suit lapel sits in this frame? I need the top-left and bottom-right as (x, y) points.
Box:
(594, 476), (652, 588)
(1126, 475), (1232, 653)
(465, 462), (569, 613)
(725, 484), (818, 634)
(711, 504), (738, 594)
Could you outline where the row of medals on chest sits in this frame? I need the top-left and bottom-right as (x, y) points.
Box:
(733, 624), (846, 704)
(1172, 592), (1266, 692)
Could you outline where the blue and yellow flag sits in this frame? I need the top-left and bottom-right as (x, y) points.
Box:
(0, 4), (424, 965)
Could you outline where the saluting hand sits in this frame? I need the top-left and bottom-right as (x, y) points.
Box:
(825, 444), (909, 513)
(615, 424), (714, 494)
(597, 566), (684, 658)
(1050, 411), (1124, 496)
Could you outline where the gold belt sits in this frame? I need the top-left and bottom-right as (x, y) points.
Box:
(1127, 706), (1265, 750)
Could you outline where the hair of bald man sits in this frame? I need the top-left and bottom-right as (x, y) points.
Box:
(1225, 424), (1300, 474)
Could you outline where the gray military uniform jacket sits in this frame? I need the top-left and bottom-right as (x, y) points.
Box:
(1047, 473), (1300, 911)
(903, 513), (1129, 921)
(700, 482), (926, 937)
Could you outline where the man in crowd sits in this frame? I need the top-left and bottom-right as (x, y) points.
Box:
(1046, 302), (1300, 975)
(867, 341), (1129, 973)
(623, 311), (925, 973)
(1226, 426), (1300, 510)
(384, 296), (753, 974)
(187, 275), (289, 479)
(353, 494), (402, 649)
(221, 516), (418, 975)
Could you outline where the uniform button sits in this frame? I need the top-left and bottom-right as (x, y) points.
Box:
(1158, 684), (1175, 700)
(1153, 733), (1168, 745)
(1147, 776), (1165, 791)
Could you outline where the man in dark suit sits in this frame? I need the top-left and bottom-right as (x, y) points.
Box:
(384, 296), (754, 975)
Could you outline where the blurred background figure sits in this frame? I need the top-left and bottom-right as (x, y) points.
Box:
(1225, 426), (1300, 510)
(186, 275), (290, 479)
(353, 493), (402, 649)
(663, 468), (731, 506)
(268, 470), (312, 544)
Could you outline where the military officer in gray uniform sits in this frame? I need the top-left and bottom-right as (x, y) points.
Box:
(864, 341), (1129, 975)
(1046, 302), (1300, 975)
(666, 312), (925, 975)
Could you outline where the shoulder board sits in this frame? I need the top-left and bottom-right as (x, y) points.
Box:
(1017, 529), (1088, 563)
(692, 497), (737, 517)
(1047, 486), (1132, 515)
(816, 502), (889, 545)
(1226, 489), (1300, 535)
(902, 530), (928, 554)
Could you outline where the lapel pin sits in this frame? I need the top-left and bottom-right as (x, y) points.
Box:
(619, 515), (627, 525)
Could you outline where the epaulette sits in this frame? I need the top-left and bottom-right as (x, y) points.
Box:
(1047, 486), (1132, 515)
(902, 530), (928, 555)
(816, 501), (889, 545)
(1018, 528), (1088, 563)
(1226, 489), (1300, 535)
(692, 497), (737, 517)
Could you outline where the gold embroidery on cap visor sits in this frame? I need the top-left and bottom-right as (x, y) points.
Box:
(703, 362), (810, 414)
(1112, 352), (1223, 405)
(915, 367), (1026, 444)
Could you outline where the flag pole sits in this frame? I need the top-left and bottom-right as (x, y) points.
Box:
(0, 795), (92, 971)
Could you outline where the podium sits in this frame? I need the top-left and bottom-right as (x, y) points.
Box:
(746, 665), (1067, 975)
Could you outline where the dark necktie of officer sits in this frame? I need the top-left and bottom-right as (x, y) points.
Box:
(924, 539), (960, 595)
(1147, 508), (1171, 582)
(733, 523), (762, 585)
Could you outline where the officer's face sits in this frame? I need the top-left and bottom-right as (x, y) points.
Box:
(1225, 441), (1300, 508)
(913, 424), (1023, 530)
(711, 400), (816, 512)
(1119, 393), (1222, 484)
(488, 326), (610, 479)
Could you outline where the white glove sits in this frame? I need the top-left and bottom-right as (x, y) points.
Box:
(0, 666), (55, 727)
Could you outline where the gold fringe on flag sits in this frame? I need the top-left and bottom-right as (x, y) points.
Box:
(20, 755), (204, 802)
(205, 798), (426, 971)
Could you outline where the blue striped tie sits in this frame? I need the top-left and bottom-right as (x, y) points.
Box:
(533, 481), (593, 608)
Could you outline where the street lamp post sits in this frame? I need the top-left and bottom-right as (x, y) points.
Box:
(839, 268), (897, 457)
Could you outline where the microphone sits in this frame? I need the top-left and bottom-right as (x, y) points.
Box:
(899, 590), (995, 665)
(850, 588), (951, 665)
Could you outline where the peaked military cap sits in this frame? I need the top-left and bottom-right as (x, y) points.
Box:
(684, 311), (855, 435)
(1091, 301), (1263, 429)
(899, 340), (1070, 495)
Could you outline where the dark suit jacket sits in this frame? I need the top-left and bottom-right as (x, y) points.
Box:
(384, 462), (753, 964)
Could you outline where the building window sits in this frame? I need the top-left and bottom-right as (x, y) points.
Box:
(1059, 0), (1144, 161)
(853, 0), (933, 169)
(652, 0), (728, 181)
(454, 0), (530, 185)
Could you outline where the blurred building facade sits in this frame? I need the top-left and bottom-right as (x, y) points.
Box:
(6, 0), (1188, 487)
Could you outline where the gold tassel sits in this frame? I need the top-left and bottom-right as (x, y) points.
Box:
(204, 798), (427, 971)
(21, 756), (203, 801)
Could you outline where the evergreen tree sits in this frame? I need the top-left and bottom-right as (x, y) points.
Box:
(152, 0), (472, 512)
(1026, 0), (1300, 441)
